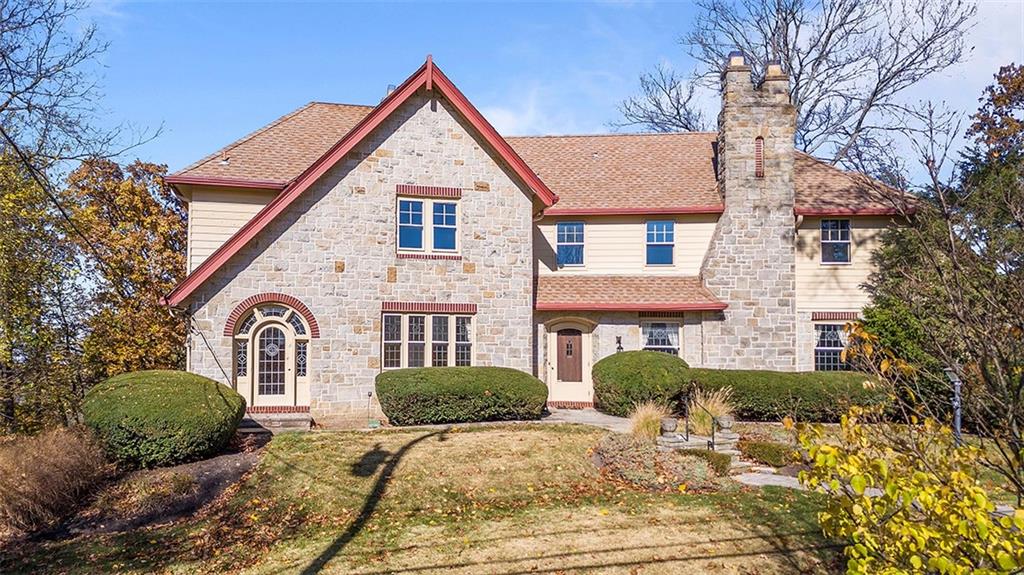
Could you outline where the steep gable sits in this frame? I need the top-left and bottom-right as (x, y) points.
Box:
(164, 57), (557, 307)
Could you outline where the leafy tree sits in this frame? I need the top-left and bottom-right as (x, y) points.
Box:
(970, 64), (1024, 157)
(64, 160), (187, 379)
(0, 155), (82, 432)
(617, 0), (976, 165)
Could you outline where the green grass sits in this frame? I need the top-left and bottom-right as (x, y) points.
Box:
(1, 424), (841, 574)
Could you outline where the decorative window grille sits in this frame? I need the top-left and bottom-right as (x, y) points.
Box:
(257, 327), (286, 395)
(296, 342), (308, 377)
(641, 322), (680, 355)
(287, 312), (306, 335)
(407, 315), (426, 368)
(383, 314), (402, 369)
(236, 340), (248, 377)
(814, 324), (850, 371)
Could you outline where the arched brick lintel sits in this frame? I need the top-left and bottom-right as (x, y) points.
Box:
(223, 293), (321, 338)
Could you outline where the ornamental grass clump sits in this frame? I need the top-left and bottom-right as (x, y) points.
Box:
(687, 386), (734, 436)
(0, 426), (110, 533)
(629, 401), (670, 441)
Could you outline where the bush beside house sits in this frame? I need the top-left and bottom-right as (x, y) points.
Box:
(592, 351), (692, 417)
(82, 370), (246, 468)
(375, 367), (547, 425)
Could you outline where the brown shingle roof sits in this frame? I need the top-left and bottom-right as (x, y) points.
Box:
(171, 101), (900, 214)
(505, 133), (722, 213)
(173, 102), (373, 184)
(535, 275), (726, 311)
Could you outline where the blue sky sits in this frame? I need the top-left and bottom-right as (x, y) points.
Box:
(87, 1), (1024, 173)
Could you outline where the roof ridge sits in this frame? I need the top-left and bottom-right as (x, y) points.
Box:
(173, 101), (322, 178)
(307, 101), (376, 109)
(507, 131), (717, 140)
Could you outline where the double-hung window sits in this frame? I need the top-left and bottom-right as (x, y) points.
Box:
(641, 321), (680, 355)
(556, 222), (584, 267)
(397, 198), (458, 254)
(398, 200), (424, 250)
(381, 314), (473, 369)
(646, 221), (675, 266)
(820, 219), (851, 264)
(814, 324), (850, 371)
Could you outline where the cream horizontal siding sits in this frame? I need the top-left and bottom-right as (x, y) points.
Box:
(186, 186), (278, 272)
(535, 214), (718, 275)
(795, 216), (893, 312)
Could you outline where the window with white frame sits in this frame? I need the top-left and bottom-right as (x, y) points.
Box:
(814, 324), (850, 371)
(397, 198), (459, 254)
(641, 321), (680, 355)
(646, 221), (675, 265)
(556, 222), (584, 267)
(381, 313), (474, 369)
(820, 219), (851, 264)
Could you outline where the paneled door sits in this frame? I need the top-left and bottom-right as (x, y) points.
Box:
(556, 329), (583, 383)
(253, 325), (293, 406)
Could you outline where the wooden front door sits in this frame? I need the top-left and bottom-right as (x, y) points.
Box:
(556, 329), (583, 382)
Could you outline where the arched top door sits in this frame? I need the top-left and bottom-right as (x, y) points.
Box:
(232, 303), (311, 407)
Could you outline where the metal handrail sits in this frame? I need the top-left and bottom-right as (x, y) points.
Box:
(684, 396), (719, 451)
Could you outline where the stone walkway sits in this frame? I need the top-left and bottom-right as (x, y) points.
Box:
(541, 408), (631, 434)
(732, 472), (804, 490)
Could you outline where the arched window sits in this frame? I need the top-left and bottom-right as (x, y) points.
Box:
(754, 137), (765, 178)
(233, 303), (311, 406)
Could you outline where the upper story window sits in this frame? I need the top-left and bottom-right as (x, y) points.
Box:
(646, 221), (675, 266)
(641, 321), (680, 355)
(398, 198), (459, 254)
(820, 219), (851, 264)
(556, 222), (584, 267)
(814, 324), (850, 371)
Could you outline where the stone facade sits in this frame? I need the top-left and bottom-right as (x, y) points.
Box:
(699, 55), (799, 370)
(186, 89), (536, 426)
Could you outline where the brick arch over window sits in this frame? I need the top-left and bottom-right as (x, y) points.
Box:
(223, 293), (321, 338)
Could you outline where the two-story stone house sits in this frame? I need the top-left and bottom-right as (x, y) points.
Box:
(163, 55), (901, 425)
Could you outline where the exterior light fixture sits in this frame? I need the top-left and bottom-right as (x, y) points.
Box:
(616, 336), (623, 353)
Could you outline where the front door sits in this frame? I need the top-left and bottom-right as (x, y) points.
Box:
(556, 329), (583, 383)
(253, 325), (292, 406)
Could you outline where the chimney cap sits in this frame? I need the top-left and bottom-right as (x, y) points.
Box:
(765, 60), (786, 79)
(727, 50), (747, 68)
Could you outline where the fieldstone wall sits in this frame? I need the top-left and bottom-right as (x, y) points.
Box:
(186, 89), (536, 427)
(700, 55), (799, 371)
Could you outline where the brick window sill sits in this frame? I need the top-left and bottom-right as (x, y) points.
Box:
(396, 252), (463, 261)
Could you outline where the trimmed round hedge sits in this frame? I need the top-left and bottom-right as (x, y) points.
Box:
(375, 367), (547, 425)
(592, 351), (692, 417)
(685, 368), (886, 422)
(82, 370), (246, 468)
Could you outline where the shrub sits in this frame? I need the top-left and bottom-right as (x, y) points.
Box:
(82, 370), (246, 468)
(800, 406), (1024, 573)
(687, 386), (735, 435)
(375, 367), (547, 425)
(676, 448), (732, 476)
(592, 434), (720, 492)
(629, 401), (669, 440)
(0, 427), (110, 532)
(738, 439), (798, 467)
(592, 351), (691, 417)
(684, 369), (885, 422)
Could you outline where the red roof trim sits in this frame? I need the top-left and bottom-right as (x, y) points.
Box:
(535, 302), (728, 312)
(165, 175), (288, 190)
(795, 207), (909, 216)
(543, 205), (724, 217)
(223, 292), (321, 338)
(164, 57), (557, 307)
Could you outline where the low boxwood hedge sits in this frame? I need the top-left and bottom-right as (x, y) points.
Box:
(82, 370), (246, 468)
(677, 448), (732, 476)
(375, 367), (547, 425)
(684, 369), (885, 422)
(592, 351), (692, 417)
(737, 439), (799, 467)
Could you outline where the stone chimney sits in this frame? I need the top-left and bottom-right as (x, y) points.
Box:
(699, 52), (799, 371)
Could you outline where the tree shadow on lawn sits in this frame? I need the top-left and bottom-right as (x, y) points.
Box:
(300, 429), (449, 575)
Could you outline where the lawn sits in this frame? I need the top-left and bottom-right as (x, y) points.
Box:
(2, 424), (841, 574)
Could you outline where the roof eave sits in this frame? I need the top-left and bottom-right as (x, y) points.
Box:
(165, 175), (289, 191)
(535, 302), (728, 312)
(543, 205), (724, 217)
